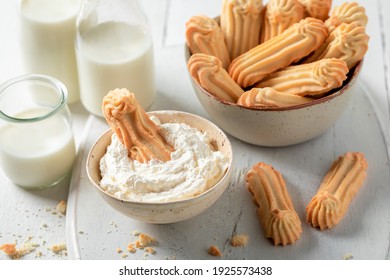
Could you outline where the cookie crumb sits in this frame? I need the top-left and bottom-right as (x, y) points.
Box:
(231, 234), (249, 247)
(0, 242), (39, 259)
(56, 200), (67, 215)
(343, 253), (353, 260)
(144, 247), (156, 255)
(121, 253), (128, 258)
(135, 233), (156, 249)
(116, 248), (123, 254)
(127, 243), (136, 253)
(110, 221), (118, 228)
(25, 236), (33, 243)
(0, 244), (18, 259)
(132, 230), (141, 236)
(208, 245), (222, 257)
(51, 243), (67, 255)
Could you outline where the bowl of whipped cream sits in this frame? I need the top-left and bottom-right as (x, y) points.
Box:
(86, 110), (233, 224)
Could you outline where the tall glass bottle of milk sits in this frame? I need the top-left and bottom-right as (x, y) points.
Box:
(75, 0), (156, 117)
(19, 0), (82, 104)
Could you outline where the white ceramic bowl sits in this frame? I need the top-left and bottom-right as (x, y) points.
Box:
(185, 46), (363, 147)
(86, 110), (233, 224)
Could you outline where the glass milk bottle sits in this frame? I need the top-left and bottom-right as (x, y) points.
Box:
(0, 75), (76, 189)
(18, 0), (82, 104)
(75, 0), (156, 117)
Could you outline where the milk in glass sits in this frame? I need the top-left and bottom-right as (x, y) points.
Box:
(0, 109), (75, 188)
(0, 75), (76, 189)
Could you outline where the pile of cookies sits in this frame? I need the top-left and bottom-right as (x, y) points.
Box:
(186, 0), (369, 108)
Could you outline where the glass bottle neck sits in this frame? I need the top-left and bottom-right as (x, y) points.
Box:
(77, 0), (148, 33)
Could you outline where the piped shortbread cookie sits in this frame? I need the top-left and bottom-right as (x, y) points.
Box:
(188, 53), (244, 103)
(256, 58), (348, 97)
(260, 0), (304, 43)
(228, 17), (328, 88)
(237, 87), (313, 108)
(246, 162), (302, 246)
(306, 152), (368, 230)
(325, 1), (368, 33)
(186, 15), (231, 69)
(298, 0), (332, 21)
(303, 22), (369, 69)
(221, 0), (264, 60)
(102, 88), (174, 163)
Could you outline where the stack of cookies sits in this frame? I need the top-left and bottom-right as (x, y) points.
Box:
(186, 0), (369, 109)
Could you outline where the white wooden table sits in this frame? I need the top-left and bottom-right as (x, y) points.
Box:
(0, 0), (389, 260)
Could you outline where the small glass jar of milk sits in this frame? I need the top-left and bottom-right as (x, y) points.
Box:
(18, 0), (82, 104)
(75, 0), (156, 117)
(0, 75), (76, 189)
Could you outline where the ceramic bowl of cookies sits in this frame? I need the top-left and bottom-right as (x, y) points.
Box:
(86, 109), (233, 224)
(186, 49), (363, 146)
(184, 1), (368, 146)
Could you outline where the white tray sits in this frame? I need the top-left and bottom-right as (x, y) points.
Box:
(66, 81), (390, 260)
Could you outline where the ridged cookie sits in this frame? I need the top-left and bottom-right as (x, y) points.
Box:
(260, 0), (304, 43)
(298, 0), (332, 21)
(237, 87), (313, 108)
(228, 17), (328, 88)
(325, 1), (368, 33)
(246, 162), (302, 246)
(306, 152), (368, 230)
(256, 58), (348, 97)
(102, 89), (174, 163)
(186, 15), (231, 69)
(188, 53), (244, 103)
(221, 0), (264, 60)
(303, 22), (369, 69)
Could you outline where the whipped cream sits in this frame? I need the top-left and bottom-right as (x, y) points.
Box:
(99, 118), (229, 202)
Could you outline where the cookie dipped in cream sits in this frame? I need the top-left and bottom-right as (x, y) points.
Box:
(99, 116), (229, 202)
(102, 88), (173, 163)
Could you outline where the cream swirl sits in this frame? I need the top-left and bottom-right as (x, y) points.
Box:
(100, 119), (229, 203)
